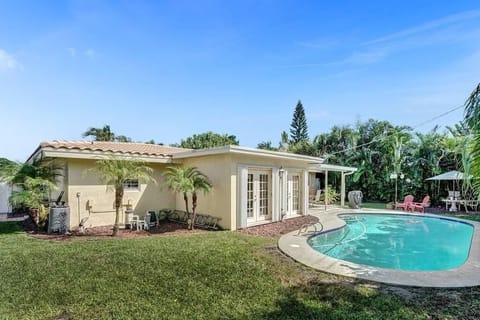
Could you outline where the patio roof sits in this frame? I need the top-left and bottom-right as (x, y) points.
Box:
(426, 170), (469, 181)
(308, 163), (357, 173)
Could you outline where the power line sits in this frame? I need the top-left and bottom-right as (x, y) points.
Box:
(411, 104), (464, 130)
(324, 104), (465, 158)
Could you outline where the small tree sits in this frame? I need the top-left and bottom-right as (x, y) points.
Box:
(257, 141), (278, 151)
(83, 125), (116, 141)
(163, 166), (212, 230)
(82, 125), (132, 142)
(289, 100), (309, 144)
(9, 177), (57, 225)
(1, 159), (61, 224)
(178, 132), (239, 149)
(89, 157), (155, 236)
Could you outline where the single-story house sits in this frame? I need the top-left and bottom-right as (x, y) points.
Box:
(26, 141), (357, 230)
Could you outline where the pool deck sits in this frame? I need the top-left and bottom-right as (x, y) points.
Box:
(278, 208), (480, 287)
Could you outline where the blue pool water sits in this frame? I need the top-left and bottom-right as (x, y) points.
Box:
(308, 214), (474, 271)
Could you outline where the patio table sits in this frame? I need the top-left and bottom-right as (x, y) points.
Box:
(442, 199), (459, 212)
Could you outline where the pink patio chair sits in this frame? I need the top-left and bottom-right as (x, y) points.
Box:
(408, 196), (430, 213)
(394, 195), (414, 211)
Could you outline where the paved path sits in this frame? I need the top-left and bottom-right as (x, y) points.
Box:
(279, 208), (480, 288)
(0, 213), (27, 222)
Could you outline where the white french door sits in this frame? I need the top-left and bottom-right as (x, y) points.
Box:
(286, 173), (301, 216)
(247, 170), (272, 223)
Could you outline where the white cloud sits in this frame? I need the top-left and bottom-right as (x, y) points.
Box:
(0, 49), (21, 71)
(84, 49), (95, 58)
(362, 9), (480, 46)
(68, 47), (76, 57)
(336, 9), (480, 66)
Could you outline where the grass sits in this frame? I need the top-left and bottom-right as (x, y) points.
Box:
(1, 222), (479, 319)
(361, 202), (389, 210)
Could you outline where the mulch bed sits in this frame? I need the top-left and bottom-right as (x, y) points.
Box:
(425, 206), (480, 215)
(21, 215), (319, 241)
(23, 219), (209, 242)
(238, 215), (319, 238)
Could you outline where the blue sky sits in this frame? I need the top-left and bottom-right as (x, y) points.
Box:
(1, 0), (480, 161)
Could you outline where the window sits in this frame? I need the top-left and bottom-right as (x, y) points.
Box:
(124, 179), (140, 191)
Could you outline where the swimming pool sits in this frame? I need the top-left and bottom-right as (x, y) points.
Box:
(308, 213), (474, 271)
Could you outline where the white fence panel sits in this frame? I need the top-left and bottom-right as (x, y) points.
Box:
(0, 183), (12, 213)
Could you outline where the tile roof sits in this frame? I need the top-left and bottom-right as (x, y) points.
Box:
(40, 140), (188, 157)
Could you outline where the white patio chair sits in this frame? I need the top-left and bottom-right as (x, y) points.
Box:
(130, 214), (146, 230)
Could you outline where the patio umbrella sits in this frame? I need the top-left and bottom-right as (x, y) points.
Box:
(425, 170), (469, 195)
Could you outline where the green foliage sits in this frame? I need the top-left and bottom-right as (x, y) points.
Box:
(9, 177), (57, 210)
(163, 166), (212, 229)
(306, 119), (471, 203)
(289, 100), (309, 144)
(82, 124), (133, 142)
(288, 141), (316, 156)
(82, 124), (116, 141)
(464, 83), (480, 195)
(0, 159), (61, 222)
(320, 186), (339, 204)
(178, 131), (239, 149)
(257, 141), (278, 151)
(88, 157), (155, 235)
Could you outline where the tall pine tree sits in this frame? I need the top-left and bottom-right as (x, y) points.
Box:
(289, 100), (309, 144)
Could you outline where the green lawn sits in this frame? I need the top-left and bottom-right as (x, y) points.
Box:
(361, 202), (389, 209)
(1, 222), (479, 320)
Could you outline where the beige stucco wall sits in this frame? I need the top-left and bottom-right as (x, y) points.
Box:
(65, 159), (175, 229)
(178, 153), (313, 230)
(55, 152), (321, 231)
(176, 154), (234, 230)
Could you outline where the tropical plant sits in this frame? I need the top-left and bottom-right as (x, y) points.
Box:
(257, 141), (278, 151)
(88, 157), (155, 236)
(320, 185), (339, 204)
(82, 125), (133, 142)
(82, 125), (116, 141)
(9, 177), (57, 225)
(1, 159), (61, 222)
(178, 132), (239, 149)
(289, 100), (309, 144)
(464, 83), (480, 193)
(163, 166), (212, 230)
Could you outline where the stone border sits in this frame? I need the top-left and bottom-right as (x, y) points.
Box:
(278, 209), (480, 287)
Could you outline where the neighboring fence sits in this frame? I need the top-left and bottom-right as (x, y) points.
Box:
(0, 183), (12, 213)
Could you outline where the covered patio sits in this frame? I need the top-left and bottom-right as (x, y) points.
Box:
(307, 163), (357, 212)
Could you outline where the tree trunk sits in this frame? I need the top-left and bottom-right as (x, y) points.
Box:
(113, 187), (124, 236)
(183, 192), (191, 229)
(183, 192), (189, 214)
(191, 192), (197, 230)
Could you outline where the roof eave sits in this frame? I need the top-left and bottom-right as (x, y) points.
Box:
(40, 148), (173, 163)
(172, 145), (326, 163)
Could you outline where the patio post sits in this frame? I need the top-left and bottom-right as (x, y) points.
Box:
(324, 170), (328, 210)
(341, 172), (346, 207)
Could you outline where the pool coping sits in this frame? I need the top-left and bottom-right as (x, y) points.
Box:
(278, 209), (480, 287)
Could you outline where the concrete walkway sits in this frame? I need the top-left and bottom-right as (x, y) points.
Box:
(279, 208), (480, 287)
(0, 213), (27, 222)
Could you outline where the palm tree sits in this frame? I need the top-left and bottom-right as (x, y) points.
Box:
(82, 125), (115, 141)
(163, 166), (212, 230)
(464, 83), (480, 192)
(89, 157), (155, 236)
(190, 170), (212, 230)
